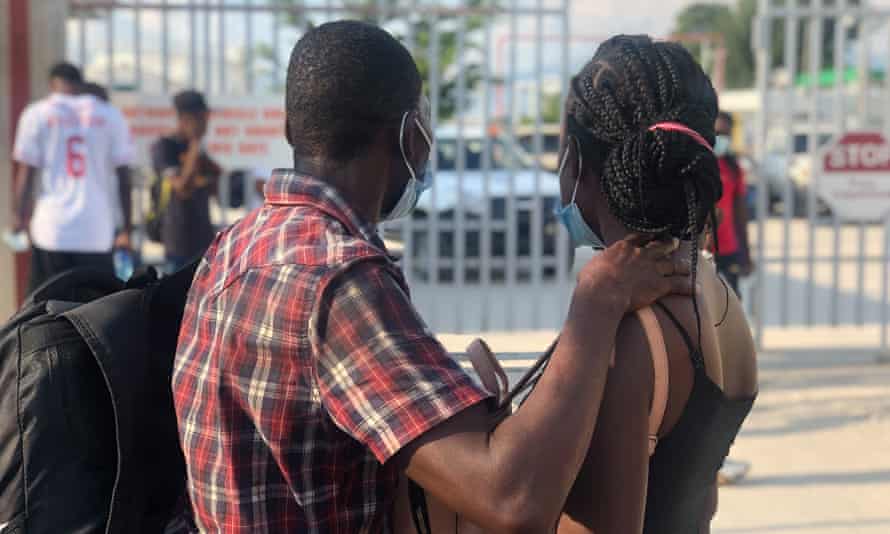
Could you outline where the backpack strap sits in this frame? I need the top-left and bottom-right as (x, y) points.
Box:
(63, 289), (151, 534)
(408, 480), (432, 534)
(653, 301), (706, 370)
(634, 307), (670, 456)
(466, 338), (509, 404)
(24, 267), (123, 308)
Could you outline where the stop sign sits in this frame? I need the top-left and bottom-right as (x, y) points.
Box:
(819, 132), (890, 221)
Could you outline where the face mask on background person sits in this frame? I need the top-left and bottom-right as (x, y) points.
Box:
(554, 137), (607, 250)
(381, 105), (434, 222)
(713, 134), (731, 157)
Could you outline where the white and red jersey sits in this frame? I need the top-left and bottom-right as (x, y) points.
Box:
(13, 93), (134, 253)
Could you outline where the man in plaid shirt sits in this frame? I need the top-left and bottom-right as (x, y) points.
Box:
(173, 21), (692, 533)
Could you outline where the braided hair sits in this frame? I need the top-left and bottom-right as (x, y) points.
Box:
(568, 35), (722, 354)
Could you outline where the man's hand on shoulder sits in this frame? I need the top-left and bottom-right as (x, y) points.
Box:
(575, 236), (693, 313)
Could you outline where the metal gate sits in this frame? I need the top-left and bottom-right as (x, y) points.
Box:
(752, 0), (890, 357)
(66, 0), (575, 335)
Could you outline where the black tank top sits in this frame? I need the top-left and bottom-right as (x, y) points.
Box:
(643, 303), (755, 533)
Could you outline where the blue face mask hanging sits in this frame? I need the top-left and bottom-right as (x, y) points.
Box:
(382, 110), (434, 222)
(554, 138), (607, 250)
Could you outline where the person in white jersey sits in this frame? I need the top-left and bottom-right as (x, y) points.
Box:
(11, 62), (134, 293)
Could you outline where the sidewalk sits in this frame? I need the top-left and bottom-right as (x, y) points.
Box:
(440, 336), (890, 533)
(711, 348), (890, 534)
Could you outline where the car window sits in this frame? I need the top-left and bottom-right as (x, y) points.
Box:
(516, 133), (560, 153)
(437, 138), (528, 171)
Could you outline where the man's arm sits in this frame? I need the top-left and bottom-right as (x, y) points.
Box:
(733, 195), (752, 269)
(114, 166), (132, 249)
(167, 141), (203, 198)
(198, 153), (222, 198)
(733, 169), (753, 274)
(558, 314), (653, 534)
(394, 238), (691, 533)
(12, 163), (37, 233)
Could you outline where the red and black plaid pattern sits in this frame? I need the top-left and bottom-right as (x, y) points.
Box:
(172, 171), (489, 533)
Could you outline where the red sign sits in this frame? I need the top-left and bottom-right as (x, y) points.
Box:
(824, 132), (890, 172)
(818, 131), (890, 221)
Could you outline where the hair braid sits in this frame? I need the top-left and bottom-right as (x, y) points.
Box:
(567, 35), (723, 352)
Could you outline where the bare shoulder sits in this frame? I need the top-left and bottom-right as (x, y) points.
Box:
(699, 260), (758, 400)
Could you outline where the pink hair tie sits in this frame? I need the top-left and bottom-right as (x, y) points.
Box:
(648, 121), (713, 153)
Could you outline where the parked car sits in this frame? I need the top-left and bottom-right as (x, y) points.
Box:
(514, 123), (562, 172)
(386, 126), (573, 284)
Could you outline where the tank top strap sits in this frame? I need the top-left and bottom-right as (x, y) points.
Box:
(652, 302), (706, 370)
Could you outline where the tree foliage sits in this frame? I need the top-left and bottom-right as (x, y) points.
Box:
(674, 0), (859, 90)
(261, 0), (488, 120)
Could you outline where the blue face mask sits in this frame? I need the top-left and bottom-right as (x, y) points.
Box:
(382, 110), (434, 222)
(713, 134), (731, 157)
(554, 139), (607, 250)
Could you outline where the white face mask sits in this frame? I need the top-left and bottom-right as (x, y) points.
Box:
(381, 108), (434, 222)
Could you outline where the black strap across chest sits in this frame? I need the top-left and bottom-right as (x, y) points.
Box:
(652, 302), (706, 370)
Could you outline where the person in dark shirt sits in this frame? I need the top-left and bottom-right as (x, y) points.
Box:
(150, 90), (221, 273)
(713, 111), (754, 295)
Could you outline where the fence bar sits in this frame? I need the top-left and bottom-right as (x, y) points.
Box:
(781, 8), (798, 326)
(505, 0), (519, 329)
(881, 219), (889, 358)
(531, 0), (544, 327)
(376, 0), (387, 24)
(882, 20), (890, 360)
(204, 0), (212, 92)
(218, 0), (226, 93)
(557, 0), (571, 292)
(272, 6), (281, 89)
(856, 223), (866, 325)
(428, 17), (441, 312)
(162, 0), (169, 91)
(401, 5), (416, 288)
(805, 2), (823, 326)
(405, 0), (416, 52)
(246, 0), (254, 93)
(858, 18), (870, 120)
(829, 2), (846, 326)
(79, 8), (87, 68)
(856, 16), (870, 326)
(830, 217), (841, 325)
(480, 12), (493, 331)
(454, 16), (467, 332)
(106, 8), (114, 87)
(134, 3), (142, 89)
(189, 0), (197, 87)
(753, 0), (771, 348)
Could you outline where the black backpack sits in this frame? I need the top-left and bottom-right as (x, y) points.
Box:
(0, 263), (198, 534)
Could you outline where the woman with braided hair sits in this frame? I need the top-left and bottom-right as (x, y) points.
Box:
(554, 35), (757, 533)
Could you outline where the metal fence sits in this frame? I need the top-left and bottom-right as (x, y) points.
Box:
(66, 0), (576, 334)
(752, 0), (890, 357)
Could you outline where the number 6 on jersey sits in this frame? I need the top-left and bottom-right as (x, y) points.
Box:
(66, 135), (86, 178)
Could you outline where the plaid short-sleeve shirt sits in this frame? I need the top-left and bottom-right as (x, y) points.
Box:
(172, 171), (490, 533)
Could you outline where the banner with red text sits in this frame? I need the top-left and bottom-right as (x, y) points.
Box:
(112, 93), (291, 175)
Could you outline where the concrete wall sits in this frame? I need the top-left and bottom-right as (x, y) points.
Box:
(0, 1), (67, 319)
(0, 0), (16, 320)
